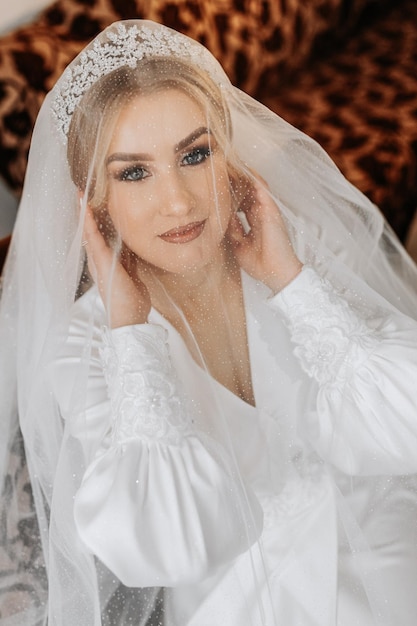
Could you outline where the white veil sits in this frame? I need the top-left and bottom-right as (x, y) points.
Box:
(1, 19), (417, 626)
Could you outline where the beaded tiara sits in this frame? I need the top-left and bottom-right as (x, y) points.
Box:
(51, 21), (220, 141)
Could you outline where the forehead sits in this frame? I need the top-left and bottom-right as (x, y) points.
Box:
(109, 89), (207, 152)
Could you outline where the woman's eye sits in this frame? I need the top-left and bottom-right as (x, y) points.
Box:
(115, 165), (149, 182)
(181, 146), (212, 166)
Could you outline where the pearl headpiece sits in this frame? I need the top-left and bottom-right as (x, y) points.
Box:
(51, 22), (220, 141)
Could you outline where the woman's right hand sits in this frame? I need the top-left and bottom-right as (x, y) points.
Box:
(83, 206), (151, 328)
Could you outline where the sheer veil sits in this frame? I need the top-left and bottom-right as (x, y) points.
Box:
(1, 19), (417, 626)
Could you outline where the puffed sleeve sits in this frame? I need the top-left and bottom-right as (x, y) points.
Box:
(55, 300), (262, 588)
(269, 266), (417, 476)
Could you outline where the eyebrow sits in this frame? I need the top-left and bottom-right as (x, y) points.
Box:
(106, 126), (211, 165)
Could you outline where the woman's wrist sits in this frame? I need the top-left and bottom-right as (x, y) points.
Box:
(109, 293), (151, 328)
(263, 258), (303, 294)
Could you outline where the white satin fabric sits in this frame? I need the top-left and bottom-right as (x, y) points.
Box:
(53, 267), (417, 625)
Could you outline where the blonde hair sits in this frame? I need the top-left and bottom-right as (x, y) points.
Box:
(67, 56), (235, 210)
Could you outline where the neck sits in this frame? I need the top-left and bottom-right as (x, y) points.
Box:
(135, 243), (254, 407)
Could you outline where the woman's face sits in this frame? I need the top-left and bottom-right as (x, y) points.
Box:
(104, 89), (233, 275)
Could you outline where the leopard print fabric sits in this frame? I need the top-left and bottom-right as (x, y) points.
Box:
(262, 0), (417, 241)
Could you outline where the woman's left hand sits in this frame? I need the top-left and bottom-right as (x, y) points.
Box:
(227, 177), (302, 293)
(83, 206), (151, 328)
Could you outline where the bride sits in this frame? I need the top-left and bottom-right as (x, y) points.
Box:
(2, 19), (417, 626)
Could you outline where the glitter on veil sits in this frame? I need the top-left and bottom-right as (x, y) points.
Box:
(1, 19), (417, 626)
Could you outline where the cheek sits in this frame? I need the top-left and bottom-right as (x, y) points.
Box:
(107, 186), (148, 232)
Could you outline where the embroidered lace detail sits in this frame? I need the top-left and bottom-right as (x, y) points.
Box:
(274, 267), (380, 385)
(260, 453), (327, 530)
(99, 325), (193, 445)
(52, 22), (220, 139)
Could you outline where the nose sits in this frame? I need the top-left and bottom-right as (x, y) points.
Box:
(159, 168), (194, 217)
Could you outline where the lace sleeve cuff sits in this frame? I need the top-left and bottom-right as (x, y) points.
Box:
(268, 266), (379, 385)
(99, 324), (193, 445)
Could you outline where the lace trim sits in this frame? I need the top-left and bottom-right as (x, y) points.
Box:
(272, 267), (380, 385)
(259, 453), (327, 531)
(99, 324), (193, 445)
(52, 22), (221, 139)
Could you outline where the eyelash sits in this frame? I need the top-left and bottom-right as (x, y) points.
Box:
(181, 145), (212, 166)
(113, 144), (213, 182)
(116, 165), (149, 182)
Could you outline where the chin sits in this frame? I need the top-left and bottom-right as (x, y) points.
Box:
(156, 257), (213, 277)
(145, 245), (226, 277)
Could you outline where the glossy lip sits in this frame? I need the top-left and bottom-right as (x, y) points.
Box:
(158, 220), (206, 244)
